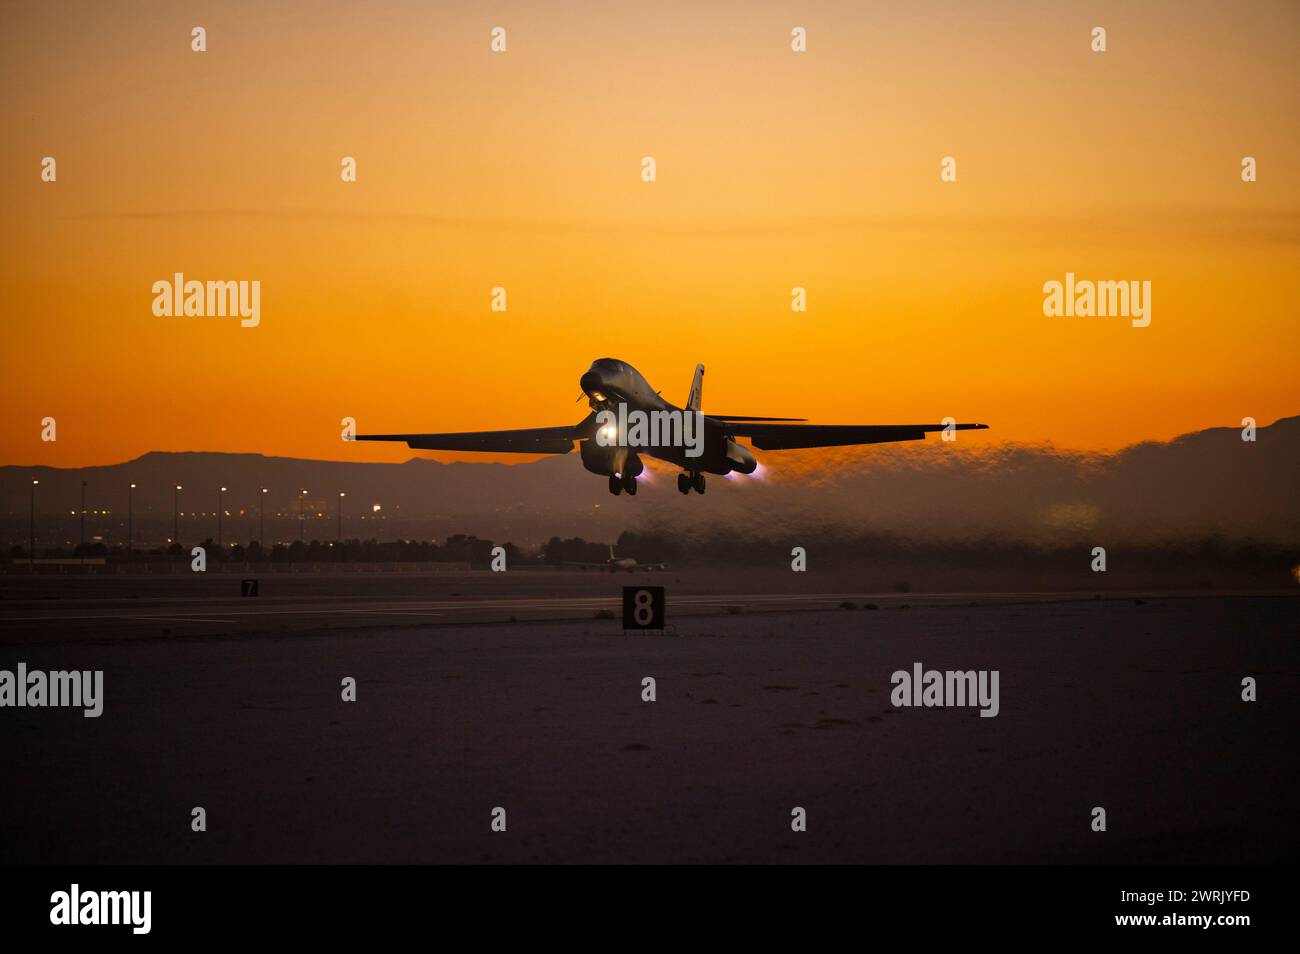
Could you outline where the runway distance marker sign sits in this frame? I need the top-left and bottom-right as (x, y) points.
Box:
(623, 586), (665, 630)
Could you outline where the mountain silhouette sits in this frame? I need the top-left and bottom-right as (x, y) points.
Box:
(2, 417), (1296, 550)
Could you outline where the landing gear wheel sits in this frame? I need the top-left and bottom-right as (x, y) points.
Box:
(608, 475), (622, 496)
(677, 473), (691, 495)
(692, 472), (706, 494)
(623, 471), (638, 496)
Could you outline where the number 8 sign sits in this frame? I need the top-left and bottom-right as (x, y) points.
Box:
(622, 586), (665, 630)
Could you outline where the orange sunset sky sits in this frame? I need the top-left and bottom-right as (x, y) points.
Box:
(3, 0), (1298, 468)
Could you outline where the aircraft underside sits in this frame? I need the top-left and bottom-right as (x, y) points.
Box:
(578, 441), (733, 496)
(576, 423), (757, 495)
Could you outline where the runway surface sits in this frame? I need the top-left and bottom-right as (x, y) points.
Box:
(1, 576), (1297, 863)
(2, 569), (1290, 644)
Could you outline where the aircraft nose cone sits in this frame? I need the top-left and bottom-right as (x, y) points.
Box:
(580, 370), (603, 394)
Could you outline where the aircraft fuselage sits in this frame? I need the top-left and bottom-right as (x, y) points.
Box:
(576, 358), (755, 478)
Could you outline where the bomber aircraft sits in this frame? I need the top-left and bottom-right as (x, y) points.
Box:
(355, 358), (988, 496)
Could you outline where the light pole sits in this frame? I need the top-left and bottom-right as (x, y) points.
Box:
(30, 479), (38, 572)
(260, 488), (267, 547)
(174, 484), (182, 547)
(218, 486), (226, 548)
(79, 480), (86, 564)
(299, 489), (308, 543)
(128, 483), (135, 569)
(338, 492), (345, 542)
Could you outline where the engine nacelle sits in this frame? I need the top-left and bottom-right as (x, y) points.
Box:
(580, 440), (643, 478)
(724, 439), (757, 474)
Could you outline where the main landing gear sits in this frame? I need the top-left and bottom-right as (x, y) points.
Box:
(608, 472), (638, 496)
(677, 472), (705, 495)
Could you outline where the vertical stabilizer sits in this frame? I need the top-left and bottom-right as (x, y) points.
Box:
(687, 364), (704, 412)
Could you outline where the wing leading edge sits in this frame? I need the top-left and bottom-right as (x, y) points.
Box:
(724, 422), (988, 450)
(354, 424), (582, 454)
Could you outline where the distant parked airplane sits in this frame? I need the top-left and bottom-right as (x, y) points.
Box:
(356, 358), (988, 496)
(564, 545), (665, 573)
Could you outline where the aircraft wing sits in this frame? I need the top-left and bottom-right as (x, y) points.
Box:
(354, 424), (581, 454)
(723, 422), (988, 450)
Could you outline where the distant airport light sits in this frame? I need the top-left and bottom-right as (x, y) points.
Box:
(372, 504), (381, 513)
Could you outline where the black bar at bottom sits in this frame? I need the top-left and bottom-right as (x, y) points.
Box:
(1, 864), (1284, 942)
